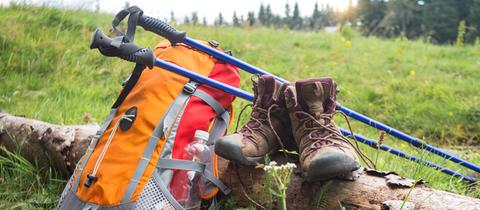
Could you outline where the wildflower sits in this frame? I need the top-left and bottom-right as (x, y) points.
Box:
(409, 70), (416, 76)
(263, 161), (296, 210)
(345, 40), (352, 47)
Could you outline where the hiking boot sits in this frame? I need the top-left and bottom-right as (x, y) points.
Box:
(285, 77), (361, 181)
(215, 75), (294, 165)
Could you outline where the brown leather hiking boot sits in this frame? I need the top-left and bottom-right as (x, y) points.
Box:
(215, 75), (294, 165)
(285, 77), (361, 181)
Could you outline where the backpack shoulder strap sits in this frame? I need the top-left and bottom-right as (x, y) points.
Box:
(112, 64), (145, 108)
(192, 89), (225, 116)
(191, 88), (231, 145)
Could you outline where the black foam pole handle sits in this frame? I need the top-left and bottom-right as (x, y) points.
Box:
(90, 28), (155, 68)
(118, 48), (155, 68)
(138, 15), (186, 45)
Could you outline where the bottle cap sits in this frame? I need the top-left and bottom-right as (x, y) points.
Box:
(194, 130), (209, 141)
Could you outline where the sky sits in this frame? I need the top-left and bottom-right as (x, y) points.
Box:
(0, 0), (357, 23)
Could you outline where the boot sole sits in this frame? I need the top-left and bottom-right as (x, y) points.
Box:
(215, 138), (266, 166)
(305, 152), (361, 182)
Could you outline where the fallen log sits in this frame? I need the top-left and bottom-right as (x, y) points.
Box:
(1, 112), (479, 209)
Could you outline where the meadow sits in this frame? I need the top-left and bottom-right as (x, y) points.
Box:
(0, 4), (479, 209)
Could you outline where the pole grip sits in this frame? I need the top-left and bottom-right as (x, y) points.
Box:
(90, 28), (155, 68)
(138, 15), (186, 45)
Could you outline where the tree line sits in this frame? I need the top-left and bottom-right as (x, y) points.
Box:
(171, 2), (338, 31)
(357, 0), (480, 44)
(170, 0), (480, 44)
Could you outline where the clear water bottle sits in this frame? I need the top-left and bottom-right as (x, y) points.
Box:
(175, 130), (210, 210)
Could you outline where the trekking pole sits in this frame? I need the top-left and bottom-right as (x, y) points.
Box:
(89, 29), (476, 183)
(131, 12), (480, 174)
(340, 130), (477, 183)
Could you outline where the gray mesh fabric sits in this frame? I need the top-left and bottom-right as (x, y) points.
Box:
(56, 177), (72, 209)
(135, 177), (175, 210)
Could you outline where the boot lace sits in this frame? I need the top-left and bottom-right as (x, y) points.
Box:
(235, 104), (269, 146)
(235, 104), (287, 154)
(296, 111), (375, 169)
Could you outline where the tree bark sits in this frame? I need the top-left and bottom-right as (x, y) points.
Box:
(1, 112), (479, 210)
(0, 112), (98, 176)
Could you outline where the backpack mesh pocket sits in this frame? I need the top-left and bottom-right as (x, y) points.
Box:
(135, 176), (175, 210)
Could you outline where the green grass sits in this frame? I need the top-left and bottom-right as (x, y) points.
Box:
(0, 147), (64, 209)
(0, 3), (479, 208)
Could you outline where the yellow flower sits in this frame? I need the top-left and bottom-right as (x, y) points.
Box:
(409, 70), (416, 76)
(345, 40), (352, 47)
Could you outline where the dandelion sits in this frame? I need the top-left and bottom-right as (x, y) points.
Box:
(262, 161), (296, 210)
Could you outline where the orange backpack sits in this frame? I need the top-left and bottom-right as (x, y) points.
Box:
(57, 40), (240, 209)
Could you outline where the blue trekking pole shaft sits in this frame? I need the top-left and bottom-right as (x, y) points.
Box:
(184, 39), (287, 83)
(137, 16), (480, 174)
(339, 105), (480, 173)
(340, 129), (476, 183)
(154, 59), (254, 100)
(155, 57), (475, 183)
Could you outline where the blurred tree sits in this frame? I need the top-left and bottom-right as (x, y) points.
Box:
(258, 4), (266, 25)
(466, 0), (480, 42)
(284, 2), (291, 27)
(240, 15), (245, 26)
(310, 2), (321, 30)
(265, 4), (273, 26)
(285, 3), (291, 18)
(169, 11), (176, 25)
(422, 0), (463, 44)
(272, 15), (282, 28)
(233, 11), (240, 27)
(215, 13), (224, 26)
(184, 16), (190, 25)
(191, 12), (199, 25)
(378, 0), (422, 38)
(247, 11), (256, 27)
(202, 17), (207, 26)
(291, 2), (303, 29)
(324, 4), (337, 26)
(357, 0), (387, 36)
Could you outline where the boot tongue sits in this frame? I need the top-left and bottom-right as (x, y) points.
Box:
(295, 78), (337, 120)
(252, 75), (276, 107)
(297, 81), (325, 119)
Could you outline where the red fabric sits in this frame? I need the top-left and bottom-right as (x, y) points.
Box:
(169, 63), (240, 199)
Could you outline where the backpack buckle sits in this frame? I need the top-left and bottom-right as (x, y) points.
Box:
(208, 40), (219, 48)
(183, 82), (197, 94)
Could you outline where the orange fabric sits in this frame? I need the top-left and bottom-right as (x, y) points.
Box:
(74, 41), (215, 205)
